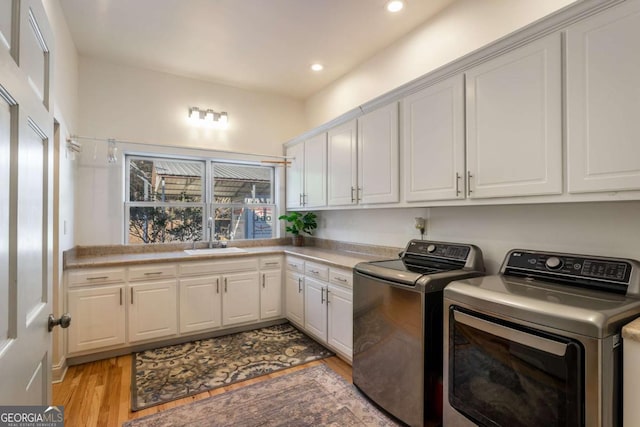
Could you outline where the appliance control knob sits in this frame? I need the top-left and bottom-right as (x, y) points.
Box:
(427, 244), (436, 253)
(545, 256), (563, 270)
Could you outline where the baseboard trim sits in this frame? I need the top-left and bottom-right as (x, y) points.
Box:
(52, 356), (68, 383)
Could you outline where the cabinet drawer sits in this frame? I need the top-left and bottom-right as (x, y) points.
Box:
(329, 268), (353, 288)
(179, 258), (259, 276)
(67, 268), (126, 288)
(260, 257), (282, 270)
(305, 262), (329, 281)
(285, 257), (305, 273)
(128, 264), (177, 281)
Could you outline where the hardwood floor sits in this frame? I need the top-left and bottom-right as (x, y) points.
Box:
(52, 355), (352, 427)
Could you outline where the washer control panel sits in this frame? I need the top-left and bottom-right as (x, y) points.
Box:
(405, 240), (471, 261)
(503, 250), (633, 292)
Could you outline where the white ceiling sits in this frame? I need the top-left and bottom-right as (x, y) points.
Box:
(58, 0), (458, 99)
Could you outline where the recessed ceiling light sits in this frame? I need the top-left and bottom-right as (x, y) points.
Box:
(386, 0), (404, 13)
(311, 63), (324, 72)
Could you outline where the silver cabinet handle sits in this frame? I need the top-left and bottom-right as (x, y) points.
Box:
(216, 278), (220, 294)
(224, 277), (228, 293)
(265, 262), (279, 266)
(326, 289), (330, 304)
(455, 172), (461, 196)
(144, 271), (163, 275)
(130, 288), (134, 304)
(321, 287), (325, 304)
(119, 288), (123, 305)
(298, 277), (302, 293)
(87, 276), (108, 280)
(335, 277), (347, 283)
(262, 273), (266, 288)
(357, 187), (362, 202)
(351, 186), (355, 203)
(467, 171), (473, 196)
(310, 269), (319, 274)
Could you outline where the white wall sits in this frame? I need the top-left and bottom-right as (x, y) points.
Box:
(316, 202), (640, 274)
(78, 57), (306, 156)
(305, 0), (575, 127)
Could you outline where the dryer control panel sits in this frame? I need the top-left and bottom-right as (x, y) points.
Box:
(502, 250), (637, 295)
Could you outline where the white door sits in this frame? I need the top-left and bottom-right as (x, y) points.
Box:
(358, 102), (399, 204)
(285, 271), (304, 327)
(303, 133), (327, 208)
(304, 277), (327, 342)
(285, 143), (304, 209)
(403, 76), (465, 202)
(222, 271), (259, 326)
(327, 284), (353, 359)
(327, 120), (357, 206)
(566, 1), (640, 193)
(466, 33), (562, 198)
(129, 280), (178, 343)
(0, 1), (56, 405)
(260, 270), (282, 319)
(179, 275), (222, 334)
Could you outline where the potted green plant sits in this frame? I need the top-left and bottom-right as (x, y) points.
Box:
(278, 211), (318, 246)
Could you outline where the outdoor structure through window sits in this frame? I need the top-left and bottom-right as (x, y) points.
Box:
(125, 156), (275, 244)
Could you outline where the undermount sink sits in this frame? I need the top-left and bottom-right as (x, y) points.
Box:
(184, 247), (248, 255)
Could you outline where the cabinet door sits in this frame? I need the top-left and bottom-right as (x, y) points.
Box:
(327, 120), (357, 206)
(304, 277), (327, 342)
(260, 269), (282, 319)
(222, 271), (259, 326)
(327, 284), (353, 360)
(403, 76), (465, 201)
(466, 33), (562, 198)
(67, 285), (126, 353)
(303, 133), (327, 208)
(566, 2), (640, 193)
(179, 275), (222, 334)
(129, 280), (178, 343)
(359, 102), (399, 204)
(285, 271), (304, 327)
(286, 143), (304, 209)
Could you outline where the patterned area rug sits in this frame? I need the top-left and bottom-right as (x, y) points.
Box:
(131, 323), (334, 411)
(125, 364), (399, 426)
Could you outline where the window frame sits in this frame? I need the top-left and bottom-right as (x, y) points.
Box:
(124, 154), (277, 244)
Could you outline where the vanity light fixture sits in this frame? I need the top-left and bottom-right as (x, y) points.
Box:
(386, 0), (404, 13)
(189, 107), (229, 128)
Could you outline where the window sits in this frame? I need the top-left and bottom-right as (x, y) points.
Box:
(125, 156), (275, 244)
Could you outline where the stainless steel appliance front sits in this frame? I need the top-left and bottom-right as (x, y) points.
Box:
(443, 249), (640, 427)
(353, 240), (485, 427)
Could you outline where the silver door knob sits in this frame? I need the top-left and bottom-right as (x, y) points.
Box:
(48, 313), (71, 332)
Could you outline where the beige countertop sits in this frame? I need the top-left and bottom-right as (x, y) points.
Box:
(64, 243), (395, 271)
(623, 317), (640, 343)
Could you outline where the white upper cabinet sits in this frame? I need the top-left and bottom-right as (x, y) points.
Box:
(285, 143), (304, 209)
(286, 134), (327, 209)
(566, 1), (640, 193)
(327, 120), (357, 206)
(358, 103), (399, 204)
(465, 33), (562, 199)
(403, 75), (465, 202)
(304, 133), (327, 208)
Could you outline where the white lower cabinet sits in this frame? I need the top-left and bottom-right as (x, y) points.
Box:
(67, 285), (126, 353)
(179, 275), (222, 334)
(304, 269), (353, 361)
(128, 279), (178, 343)
(304, 277), (328, 340)
(261, 269), (282, 319)
(327, 284), (353, 358)
(222, 271), (260, 326)
(285, 270), (305, 327)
